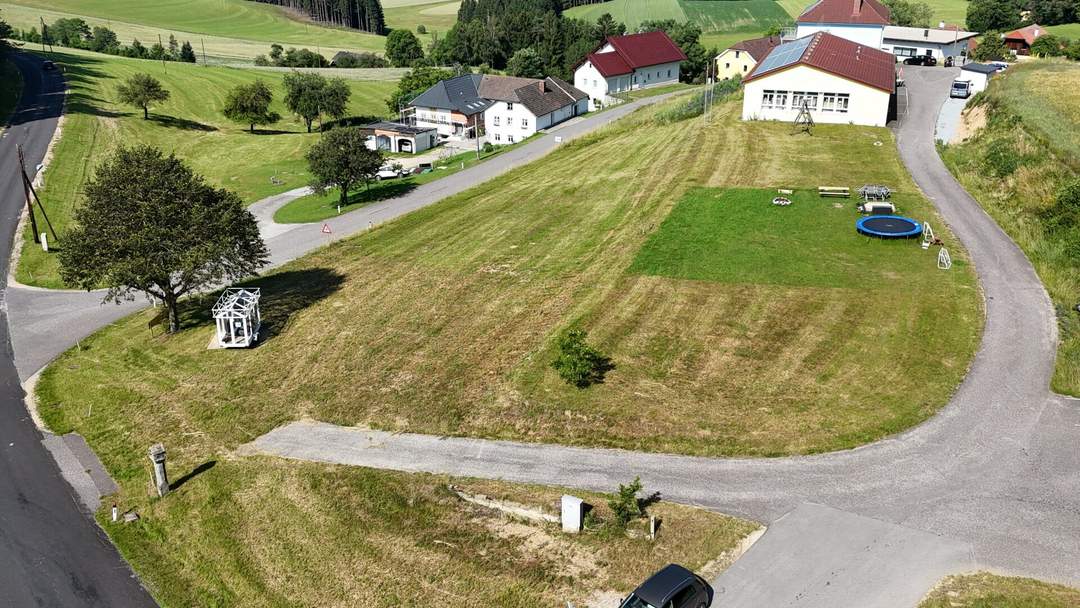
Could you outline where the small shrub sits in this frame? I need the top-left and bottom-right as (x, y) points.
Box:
(482, 141), (495, 154)
(983, 138), (1020, 177)
(551, 328), (613, 388)
(607, 477), (643, 528)
(416, 24), (427, 34)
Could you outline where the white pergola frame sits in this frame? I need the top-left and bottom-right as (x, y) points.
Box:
(212, 287), (261, 348)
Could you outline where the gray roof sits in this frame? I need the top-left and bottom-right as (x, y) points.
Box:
(409, 74), (493, 114)
(362, 121), (435, 135)
(410, 74), (586, 118)
(883, 25), (978, 44)
(960, 62), (1002, 75)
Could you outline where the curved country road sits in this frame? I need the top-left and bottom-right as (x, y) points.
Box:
(0, 52), (156, 607)
(4, 53), (1078, 607)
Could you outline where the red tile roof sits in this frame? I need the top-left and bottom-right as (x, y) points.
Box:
(580, 30), (688, 77)
(730, 35), (782, 62)
(798, 0), (890, 25)
(744, 32), (896, 93)
(1004, 23), (1046, 46)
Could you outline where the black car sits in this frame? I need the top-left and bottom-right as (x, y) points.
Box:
(42, 60), (56, 71)
(903, 55), (937, 66)
(619, 564), (713, 608)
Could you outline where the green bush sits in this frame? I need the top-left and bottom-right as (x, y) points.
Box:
(551, 328), (613, 388)
(607, 477), (643, 528)
(983, 138), (1020, 177)
(482, 141), (495, 154)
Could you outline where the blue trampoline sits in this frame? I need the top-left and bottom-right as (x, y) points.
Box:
(856, 215), (922, 239)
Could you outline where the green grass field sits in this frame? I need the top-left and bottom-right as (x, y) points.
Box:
(920, 573), (1080, 607)
(567, 0), (790, 40)
(1047, 23), (1080, 40)
(36, 96), (980, 460)
(939, 59), (1080, 394)
(2, 0), (384, 60)
(0, 57), (22, 125)
(16, 47), (396, 288)
(383, 0), (461, 35)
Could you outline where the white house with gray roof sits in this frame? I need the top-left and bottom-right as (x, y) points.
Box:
(881, 25), (978, 62)
(408, 74), (588, 141)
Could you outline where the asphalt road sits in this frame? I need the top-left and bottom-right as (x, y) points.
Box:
(249, 66), (1080, 605)
(0, 52), (156, 608)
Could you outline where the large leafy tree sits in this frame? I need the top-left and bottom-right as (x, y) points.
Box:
(282, 71), (351, 132)
(971, 31), (1009, 60)
(59, 146), (268, 333)
(386, 29), (425, 66)
(116, 73), (170, 119)
(506, 47), (544, 77)
(884, 0), (934, 27)
(966, 0), (1022, 32)
(223, 80), (281, 132)
(385, 65), (453, 113)
(592, 13), (625, 39)
(306, 127), (384, 209)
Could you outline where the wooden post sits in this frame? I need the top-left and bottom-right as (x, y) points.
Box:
(16, 146), (40, 244)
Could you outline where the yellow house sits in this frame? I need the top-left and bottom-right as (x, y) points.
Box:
(715, 35), (781, 80)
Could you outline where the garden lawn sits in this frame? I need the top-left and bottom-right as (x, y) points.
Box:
(940, 59), (1080, 394)
(0, 57), (22, 125)
(16, 47), (396, 288)
(275, 144), (531, 223)
(920, 573), (1080, 608)
(1047, 23), (1080, 40)
(3, 0), (384, 57)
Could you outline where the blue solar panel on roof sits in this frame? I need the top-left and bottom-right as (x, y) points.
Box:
(755, 35), (813, 75)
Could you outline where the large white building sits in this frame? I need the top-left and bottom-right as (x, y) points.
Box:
(408, 74), (587, 142)
(741, 32), (896, 127)
(881, 25), (978, 62)
(795, 0), (891, 47)
(573, 31), (687, 110)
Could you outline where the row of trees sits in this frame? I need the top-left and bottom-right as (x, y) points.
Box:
(883, 0), (935, 27)
(115, 70), (352, 132)
(250, 0), (387, 34)
(10, 18), (197, 62)
(967, 0), (1078, 32)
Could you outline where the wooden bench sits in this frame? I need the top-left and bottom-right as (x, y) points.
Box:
(818, 186), (850, 198)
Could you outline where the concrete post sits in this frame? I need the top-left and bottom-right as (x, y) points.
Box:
(149, 443), (169, 497)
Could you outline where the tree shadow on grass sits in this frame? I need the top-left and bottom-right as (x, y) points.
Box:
(320, 115), (384, 130)
(177, 267), (346, 342)
(347, 180), (418, 206)
(248, 128), (304, 136)
(169, 460), (216, 491)
(149, 114), (217, 132)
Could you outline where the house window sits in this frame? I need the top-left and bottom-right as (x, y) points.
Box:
(522, 118), (528, 129)
(894, 46), (917, 57)
(494, 116), (500, 126)
(743, 65), (748, 72)
(495, 133), (501, 141)
(508, 135), (515, 143)
(791, 92), (818, 110)
(633, 75), (638, 84)
(725, 62), (730, 69)
(822, 93), (837, 111)
(667, 69), (671, 77)
(763, 89), (790, 109)
(735, 50), (741, 58)
(507, 102), (513, 110)
(835, 93), (849, 113)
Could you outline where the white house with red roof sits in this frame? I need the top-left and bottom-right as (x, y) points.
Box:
(573, 31), (687, 110)
(741, 32), (896, 127)
(795, 0), (891, 48)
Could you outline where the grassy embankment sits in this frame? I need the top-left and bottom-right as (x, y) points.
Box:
(921, 573), (1080, 608)
(940, 59), (1080, 394)
(0, 56), (22, 124)
(1, 0), (384, 62)
(15, 47), (396, 288)
(383, 0), (461, 35)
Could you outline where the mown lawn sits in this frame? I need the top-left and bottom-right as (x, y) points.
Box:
(38, 96), (980, 459)
(940, 59), (1080, 394)
(920, 573), (1080, 608)
(36, 90), (980, 606)
(3, 0), (385, 56)
(16, 47), (396, 288)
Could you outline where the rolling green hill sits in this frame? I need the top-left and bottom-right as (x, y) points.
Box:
(2, 0), (384, 60)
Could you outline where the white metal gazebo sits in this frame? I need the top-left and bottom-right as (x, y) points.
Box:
(212, 287), (261, 348)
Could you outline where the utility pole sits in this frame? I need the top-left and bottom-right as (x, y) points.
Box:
(17, 145), (40, 245)
(39, 17), (52, 55)
(201, 38), (207, 66)
(158, 34), (167, 73)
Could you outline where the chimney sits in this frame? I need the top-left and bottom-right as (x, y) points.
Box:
(538, 79), (546, 93)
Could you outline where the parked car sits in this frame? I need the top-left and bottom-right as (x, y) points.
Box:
(42, 60), (56, 71)
(903, 54), (937, 66)
(950, 79), (972, 99)
(375, 165), (404, 180)
(990, 61), (1010, 71)
(619, 564), (713, 608)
